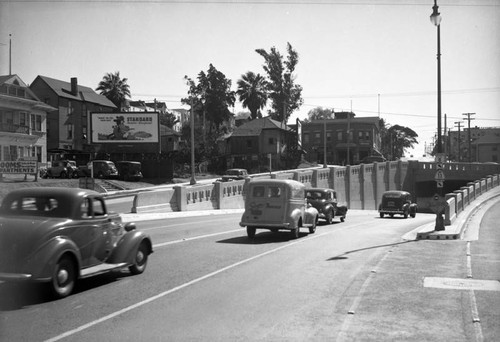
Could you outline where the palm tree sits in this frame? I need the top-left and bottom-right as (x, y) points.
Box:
(236, 71), (268, 120)
(96, 72), (131, 111)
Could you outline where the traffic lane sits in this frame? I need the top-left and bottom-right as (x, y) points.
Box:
(34, 212), (433, 341)
(136, 213), (244, 246)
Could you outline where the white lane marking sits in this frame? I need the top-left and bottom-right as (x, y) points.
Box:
(44, 230), (332, 342)
(153, 229), (243, 247)
(141, 216), (238, 232)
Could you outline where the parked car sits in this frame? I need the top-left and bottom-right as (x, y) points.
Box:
(240, 179), (318, 239)
(220, 168), (249, 182)
(115, 161), (143, 182)
(0, 187), (152, 298)
(305, 188), (348, 224)
(378, 190), (417, 218)
(44, 160), (79, 179)
(78, 160), (119, 179)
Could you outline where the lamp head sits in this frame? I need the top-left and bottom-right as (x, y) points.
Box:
(430, 0), (442, 26)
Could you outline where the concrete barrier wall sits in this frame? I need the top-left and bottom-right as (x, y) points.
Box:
(132, 188), (176, 213)
(444, 195), (456, 225)
(349, 165), (363, 209)
(129, 156), (498, 215)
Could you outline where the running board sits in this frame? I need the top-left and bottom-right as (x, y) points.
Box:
(80, 262), (128, 278)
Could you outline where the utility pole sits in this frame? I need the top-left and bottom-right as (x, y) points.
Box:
(9, 34), (12, 75)
(462, 113), (475, 162)
(454, 121), (462, 162)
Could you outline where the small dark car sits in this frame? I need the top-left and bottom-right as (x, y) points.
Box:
(305, 188), (348, 224)
(0, 187), (152, 298)
(45, 160), (79, 179)
(78, 160), (119, 179)
(378, 190), (417, 218)
(220, 168), (248, 182)
(116, 161), (143, 182)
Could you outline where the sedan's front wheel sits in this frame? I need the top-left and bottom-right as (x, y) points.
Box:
(51, 256), (76, 299)
(129, 242), (149, 275)
(325, 210), (333, 225)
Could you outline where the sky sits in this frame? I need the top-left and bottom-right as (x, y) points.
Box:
(1, 0), (499, 158)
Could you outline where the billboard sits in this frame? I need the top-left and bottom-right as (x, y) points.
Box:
(91, 112), (159, 144)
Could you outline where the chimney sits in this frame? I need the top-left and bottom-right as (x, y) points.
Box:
(70, 77), (78, 95)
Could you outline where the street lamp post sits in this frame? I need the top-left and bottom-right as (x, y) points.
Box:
(430, 0), (443, 156)
(430, 0), (445, 231)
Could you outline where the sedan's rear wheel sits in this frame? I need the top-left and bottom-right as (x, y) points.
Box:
(129, 242), (149, 275)
(51, 256), (76, 299)
(247, 227), (256, 238)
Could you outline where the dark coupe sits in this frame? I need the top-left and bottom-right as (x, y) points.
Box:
(305, 188), (348, 224)
(0, 187), (153, 298)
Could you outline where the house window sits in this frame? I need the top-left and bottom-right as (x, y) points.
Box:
(314, 132), (321, 142)
(269, 138), (274, 145)
(67, 124), (73, 139)
(337, 131), (343, 141)
(247, 140), (252, 148)
(303, 133), (309, 144)
(19, 112), (27, 127)
(327, 132), (332, 142)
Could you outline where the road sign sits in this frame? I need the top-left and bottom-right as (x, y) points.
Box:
(429, 193), (446, 214)
(434, 170), (446, 181)
(436, 163), (444, 170)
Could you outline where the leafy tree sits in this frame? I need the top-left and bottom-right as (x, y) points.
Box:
(380, 120), (418, 160)
(182, 64), (235, 136)
(96, 71), (131, 111)
(255, 42), (303, 122)
(160, 112), (179, 128)
(236, 71), (268, 120)
(304, 107), (334, 123)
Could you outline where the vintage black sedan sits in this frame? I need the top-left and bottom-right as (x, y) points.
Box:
(378, 190), (417, 218)
(0, 187), (152, 299)
(305, 188), (348, 224)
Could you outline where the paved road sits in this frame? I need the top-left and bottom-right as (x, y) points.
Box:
(1, 190), (498, 341)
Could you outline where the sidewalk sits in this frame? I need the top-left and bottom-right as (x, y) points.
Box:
(337, 187), (500, 341)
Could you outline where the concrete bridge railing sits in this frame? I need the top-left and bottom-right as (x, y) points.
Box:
(444, 174), (500, 226)
(126, 161), (500, 215)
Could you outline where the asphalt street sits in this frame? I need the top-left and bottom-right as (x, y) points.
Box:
(117, 188), (500, 341)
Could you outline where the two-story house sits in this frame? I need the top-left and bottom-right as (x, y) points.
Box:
(226, 116), (295, 172)
(301, 111), (382, 165)
(0, 74), (55, 166)
(29, 76), (116, 161)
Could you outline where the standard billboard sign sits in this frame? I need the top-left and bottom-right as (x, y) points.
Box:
(91, 112), (159, 144)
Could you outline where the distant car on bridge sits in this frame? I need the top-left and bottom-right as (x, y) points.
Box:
(305, 188), (347, 224)
(378, 190), (417, 219)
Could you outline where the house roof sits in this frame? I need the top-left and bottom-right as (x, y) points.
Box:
(0, 74), (57, 111)
(232, 116), (291, 137)
(32, 75), (116, 108)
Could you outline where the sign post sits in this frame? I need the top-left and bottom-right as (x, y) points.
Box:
(434, 163), (446, 231)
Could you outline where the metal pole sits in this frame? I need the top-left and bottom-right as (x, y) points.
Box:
(436, 23), (442, 154)
(190, 97), (196, 185)
(323, 114), (327, 168)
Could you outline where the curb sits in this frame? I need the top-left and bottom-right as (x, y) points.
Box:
(120, 208), (244, 223)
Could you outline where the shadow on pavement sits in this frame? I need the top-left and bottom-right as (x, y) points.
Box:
(326, 239), (420, 261)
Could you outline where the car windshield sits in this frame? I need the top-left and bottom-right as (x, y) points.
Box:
(0, 195), (69, 218)
(306, 191), (325, 200)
